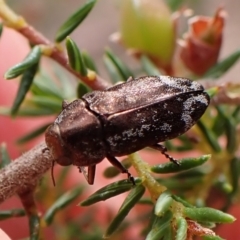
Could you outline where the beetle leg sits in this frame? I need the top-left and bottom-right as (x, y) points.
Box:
(78, 166), (96, 185)
(150, 144), (180, 165)
(106, 154), (135, 185)
(87, 165), (96, 185)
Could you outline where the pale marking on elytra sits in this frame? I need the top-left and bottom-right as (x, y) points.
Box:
(159, 76), (202, 92)
(181, 93), (208, 130)
(193, 94), (209, 106)
(181, 96), (195, 129)
(160, 123), (172, 133)
(107, 124), (152, 145)
(55, 111), (64, 124)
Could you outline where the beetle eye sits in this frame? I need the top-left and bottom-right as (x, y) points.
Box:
(45, 123), (72, 166)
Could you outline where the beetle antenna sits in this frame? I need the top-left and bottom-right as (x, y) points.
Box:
(51, 161), (56, 186)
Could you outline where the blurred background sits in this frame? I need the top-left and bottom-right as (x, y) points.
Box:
(1, 0), (240, 239)
(7, 0), (240, 81)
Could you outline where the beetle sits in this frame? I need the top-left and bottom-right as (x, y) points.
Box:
(45, 76), (210, 185)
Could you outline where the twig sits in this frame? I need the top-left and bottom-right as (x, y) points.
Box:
(0, 142), (52, 203)
(18, 187), (40, 239)
(19, 26), (111, 90)
(0, 0), (111, 91)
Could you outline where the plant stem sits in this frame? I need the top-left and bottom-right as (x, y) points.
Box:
(0, 142), (52, 203)
(0, 0), (111, 91)
(129, 153), (185, 218)
(129, 153), (166, 201)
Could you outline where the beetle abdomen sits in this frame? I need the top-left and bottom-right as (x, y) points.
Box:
(103, 91), (209, 156)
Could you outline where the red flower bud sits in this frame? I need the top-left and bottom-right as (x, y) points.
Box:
(179, 8), (226, 76)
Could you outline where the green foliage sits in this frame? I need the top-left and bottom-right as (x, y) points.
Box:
(44, 186), (83, 225)
(154, 191), (173, 216)
(203, 236), (225, 240)
(0, 143), (11, 168)
(80, 178), (142, 206)
(0, 23), (3, 37)
(4, 46), (41, 79)
(104, 184), (145, 238)
(82, 51), (98, 72)
(55, 0), (97, 42)
(103, 53), (123, 84)
(145, 211), (173, 240)
(183, 207), (235, 223)
(0, 209), (25, 220)
(16, 123), (51, 144)
(104, 48), (134, 82)
(11, 63), (39, 116)
(204, 50), (240, 78)
(141, 55), (162, 76)
(175, 217), (187, 240)
(151, 155), (210, 173)
(164, 0), (187, 11)
(77, 82), (91, 98)
(66, 37), (88, 76)
(197, 120), (221, 152)
(1, 1), (240, 239)
(29, 214), (40, 240)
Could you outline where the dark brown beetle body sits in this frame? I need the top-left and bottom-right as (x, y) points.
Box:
(45, 76), (210, 184)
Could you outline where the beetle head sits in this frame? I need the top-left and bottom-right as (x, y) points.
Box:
(45, 123), (72, 166)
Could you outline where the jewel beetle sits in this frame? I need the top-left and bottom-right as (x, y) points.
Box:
(45, 76), (210, 185)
